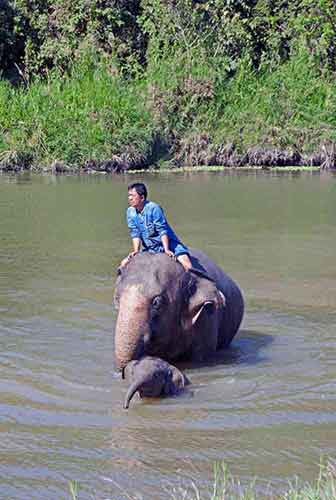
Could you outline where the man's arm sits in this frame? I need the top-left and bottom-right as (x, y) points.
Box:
(127, 208), (141, 253)
(131, 237), (141, 254)
(152, 205), (174, 257)
(120, 209), (141, 267)
(160, 234), (173, 257)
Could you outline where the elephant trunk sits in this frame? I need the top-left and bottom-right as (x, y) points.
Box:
(123, 380), (144, 409)
(114, 285), (150, 370)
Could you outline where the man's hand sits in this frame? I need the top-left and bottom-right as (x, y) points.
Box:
(120, 251), (139, 268)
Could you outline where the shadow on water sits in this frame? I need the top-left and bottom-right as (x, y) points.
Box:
(176, 329), (274, 372)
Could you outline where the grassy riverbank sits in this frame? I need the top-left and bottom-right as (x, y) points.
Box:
(69, 460), (336, 499)
(1, 1), (336, 172)
(0, 55), (157, 172)
(1, 48), (336, 173)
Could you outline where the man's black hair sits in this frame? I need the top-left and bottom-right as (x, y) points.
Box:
(128, 182), (148, 199)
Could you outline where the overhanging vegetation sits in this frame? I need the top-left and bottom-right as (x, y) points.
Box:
(1, 0), (336, 171)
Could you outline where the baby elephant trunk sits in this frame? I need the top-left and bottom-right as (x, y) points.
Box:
(124, 380), (142, 409)
(123, 369), (166, 409)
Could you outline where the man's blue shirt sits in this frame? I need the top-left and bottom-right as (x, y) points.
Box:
(127, 200), (182, 252)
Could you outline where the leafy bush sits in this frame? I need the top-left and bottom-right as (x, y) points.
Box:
(2, 0), (145, 80)
(0, 54), (156, 167)
(0, 0), (17, 76)
(1, 0), (336, 79)
(1, 0), (336, 169)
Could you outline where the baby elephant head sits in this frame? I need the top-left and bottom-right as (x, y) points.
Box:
(122, 356), (189, 409)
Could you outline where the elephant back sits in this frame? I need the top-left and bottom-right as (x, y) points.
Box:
(189, 248), (244, 347)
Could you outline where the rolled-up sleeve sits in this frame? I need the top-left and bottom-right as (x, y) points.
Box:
(152, 204), (169, 237)
(127, 208), (140, 238)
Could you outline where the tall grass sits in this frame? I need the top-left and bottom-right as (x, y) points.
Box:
(209, 49), (336, 153)
(180, 461), (336, 500)
(0, 56), (156, 168)
(1, 48), (336, 170)
(68, 460), (336, 499)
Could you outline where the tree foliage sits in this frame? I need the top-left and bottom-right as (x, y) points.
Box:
(1, 0), (336, 80)
(1, 0), (336, 170)
(1, 0), (145, 80)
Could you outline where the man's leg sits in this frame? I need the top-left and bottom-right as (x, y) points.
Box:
(176, 253), (193, 271)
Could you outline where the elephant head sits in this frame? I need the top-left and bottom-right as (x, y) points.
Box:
(122, 356), (189, 409)
(114, 252), (226, 370)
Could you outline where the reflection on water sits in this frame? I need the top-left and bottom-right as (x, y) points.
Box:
(0, 171), (335, 499)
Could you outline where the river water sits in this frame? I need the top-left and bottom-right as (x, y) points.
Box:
(0, 171), (335, 499)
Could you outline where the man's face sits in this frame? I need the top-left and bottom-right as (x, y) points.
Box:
(128, 188), (145, 210)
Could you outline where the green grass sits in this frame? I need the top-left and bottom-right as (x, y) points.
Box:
(208, 49), (336, 154)
(68, 460), (336, 499)
(1, 48), (336, 171)
(0, 58), (156, 168)
(69, 480), (78, 500)
(126, 165), (321, 174)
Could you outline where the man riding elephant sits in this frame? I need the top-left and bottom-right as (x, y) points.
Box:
(120, 182), (193, 272)
(114, 182), (244, 372)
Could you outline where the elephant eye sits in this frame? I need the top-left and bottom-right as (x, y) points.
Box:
(152, 295), (164, 310)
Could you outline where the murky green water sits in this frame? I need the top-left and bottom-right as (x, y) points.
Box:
(0, 171), (335, 499)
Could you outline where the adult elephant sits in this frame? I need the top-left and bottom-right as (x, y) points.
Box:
(114, 249), (244, 370)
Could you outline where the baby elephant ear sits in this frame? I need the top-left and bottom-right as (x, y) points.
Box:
(171, 368), (186, 390)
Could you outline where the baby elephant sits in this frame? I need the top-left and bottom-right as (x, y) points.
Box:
(122, 356), (190, 409)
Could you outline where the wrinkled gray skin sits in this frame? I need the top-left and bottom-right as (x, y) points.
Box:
(114, 248), (244, 371)
(122, 356), (189, 409)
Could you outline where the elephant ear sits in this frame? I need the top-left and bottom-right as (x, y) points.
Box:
(180, 271), (198, 302)
(181, 278), (226, 331)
